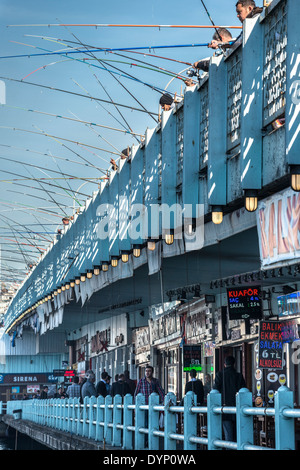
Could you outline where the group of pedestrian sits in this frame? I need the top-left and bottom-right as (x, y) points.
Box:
(79, 368), (137, 402)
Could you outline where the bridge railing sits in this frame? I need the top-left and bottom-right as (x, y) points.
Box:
(4, 386), (300, 450)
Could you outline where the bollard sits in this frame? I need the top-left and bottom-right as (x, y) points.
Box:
(112, 394), (123, 447)
(236, 388), (253, 450)
(123, 394), (133, 450)
(104, 395), (113, 445)
(89, 396), (97, 440)
(184, 391), (197, 450)
(207, 389), (222, 450)
(164, 392), (177, 451)
(135, 393), (146, 450)
(148, 393), (160, 450)
(275, 385), (295, 450)
(96, 395), (105, 442)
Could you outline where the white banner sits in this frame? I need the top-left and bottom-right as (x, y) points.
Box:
(257, 188), (300, 267)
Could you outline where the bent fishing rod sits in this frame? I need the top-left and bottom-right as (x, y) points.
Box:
(7, 22), (242, 29)
(0, 76), (159, 117)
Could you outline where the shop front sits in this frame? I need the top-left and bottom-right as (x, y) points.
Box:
(182, 299), (215, 399)
(149, 309), (182, 401)
(89, 313), (130, 383)
(134, 325), (151, 380)
(0, 372), (58, 401)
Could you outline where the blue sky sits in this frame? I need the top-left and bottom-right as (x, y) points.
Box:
(0, 0), (242, 281)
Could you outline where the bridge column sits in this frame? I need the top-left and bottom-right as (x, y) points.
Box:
(240, 17), (264, 194)
(207, 55), (227, 212)
(285, 0), (300, 174)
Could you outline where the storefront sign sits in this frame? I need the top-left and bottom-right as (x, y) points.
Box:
(227, 286), (262, 320)
(258, 321), (283, 369)
(278, 291), (300, 317)
(183, 345), (202, 372)
(257, 189), (300, 267)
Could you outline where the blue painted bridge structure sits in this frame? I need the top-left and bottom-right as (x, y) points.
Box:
(3, 386), (300, 450)
(4, 0), (299, 340)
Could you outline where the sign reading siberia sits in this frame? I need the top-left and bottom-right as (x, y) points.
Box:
(227, 286), (262, 320)
(258, 321), (283, 369)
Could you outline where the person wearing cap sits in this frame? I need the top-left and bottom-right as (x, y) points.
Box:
(96, 371), (111, 398)
(81, 369), (97, 400)
(159, 93), (175, 112)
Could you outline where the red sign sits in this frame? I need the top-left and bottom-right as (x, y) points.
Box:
(258, 321), (283, 369)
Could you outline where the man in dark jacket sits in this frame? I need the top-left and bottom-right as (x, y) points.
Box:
(110, 373), (131, 398)
(213, 355), (246, 442)
(96, 371), (111, 398)
(185, 369), (204, 405)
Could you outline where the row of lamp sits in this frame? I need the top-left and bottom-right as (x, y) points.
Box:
(211, 166), (300, 225)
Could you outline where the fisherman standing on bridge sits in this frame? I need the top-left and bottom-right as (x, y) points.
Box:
(236, 0), (263, 23)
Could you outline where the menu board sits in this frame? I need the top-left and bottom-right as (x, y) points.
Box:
(227, 286), (263, 320)
(254, 341), (287, 407)
(258, 320), (283, 369)
(183, 345), (202, 372)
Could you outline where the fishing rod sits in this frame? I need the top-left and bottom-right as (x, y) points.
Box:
(63, 27), (159, 123)
(12, 40), (149, 139)
(25, 35), (195, 67)
(71, 78), (136, 147)
(199, 0), (222, 41)
(7, 23), (242, 29)
(0, 215), (44, 259)
(0, 125), (134, 158)
(6, 189), (79, 209)
(0, 42), (218, 60)
(0, 142), (110, 173)
(0, 212), (53, 244)
(32, 124), (93, 204)
(9, 39), (177, 99)
(0, 104), (144, 138)
(0, 154), (102, 187)
(0, 76), (159, 117)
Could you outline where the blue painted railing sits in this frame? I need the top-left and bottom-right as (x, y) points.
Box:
(4, 386), (300, 450)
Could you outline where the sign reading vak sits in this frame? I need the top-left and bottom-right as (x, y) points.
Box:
(227, 286), (262, 320)
(183, 345), (202, 372)
(258, 321), (283, 369)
